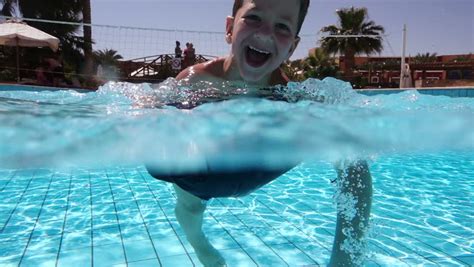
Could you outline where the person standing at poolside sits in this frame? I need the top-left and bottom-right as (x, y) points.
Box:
(175, 40), (182, 58)
(148, 0), (373, 266)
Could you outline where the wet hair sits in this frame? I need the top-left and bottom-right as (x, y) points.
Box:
(232, 0), (310, 36)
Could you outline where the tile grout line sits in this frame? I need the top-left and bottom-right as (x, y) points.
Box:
(162, 182), (260, 267)
(0, 170), (17, 192)
(268, 178), (419, 265)
(268, 178), (441, 266)
(17, 171), (54, 266)
(55, 171), (74, 267)
(214, 198), (292, 267)
(119, 166), (163, 266)
(105, 169), (129, 265)
(233, 197), (321, 266)
(137, 168), (196, 267)
(89, 171), (94, 267)
(0, 171), (30, 233)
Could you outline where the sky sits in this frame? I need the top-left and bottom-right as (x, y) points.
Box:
(90, 0), (474, 60)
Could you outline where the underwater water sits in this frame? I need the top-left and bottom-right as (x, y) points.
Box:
(0, 78), (473, 266)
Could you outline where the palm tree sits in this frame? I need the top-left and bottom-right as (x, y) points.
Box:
(18, 0), (85, 69)
(320, 7), (385, 75)
(1, 0), (16, 16)
(94, 48), (123, 79)
(94, 49), (123, 65)
(304, 47), (339, 79)
(413, 52), (438, 64)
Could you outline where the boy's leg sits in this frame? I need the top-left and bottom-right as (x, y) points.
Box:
(173, 184), (226, 267)
(329, 161), (373, 267)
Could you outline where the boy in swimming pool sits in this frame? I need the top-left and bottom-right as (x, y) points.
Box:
(148, 0), (373, 266)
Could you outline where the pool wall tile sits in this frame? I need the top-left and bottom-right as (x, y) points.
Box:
(467, 89), (474, 97)
(359, 87), (474, 98)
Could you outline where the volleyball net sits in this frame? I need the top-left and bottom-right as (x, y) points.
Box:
(0, 16), (318, 86)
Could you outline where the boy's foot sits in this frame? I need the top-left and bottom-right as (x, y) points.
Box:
(194, 239), (227, 267)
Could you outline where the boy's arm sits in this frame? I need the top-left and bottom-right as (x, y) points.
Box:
(329, 160), (373, 266)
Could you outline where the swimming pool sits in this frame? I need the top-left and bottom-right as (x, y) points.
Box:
(0, 81), (473, 266)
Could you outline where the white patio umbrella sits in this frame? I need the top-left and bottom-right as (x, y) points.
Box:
(0, 20), (59, 82)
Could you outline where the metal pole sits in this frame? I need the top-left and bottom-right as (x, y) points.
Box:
(400, 24), (407, 88)
(16, 38), (20, 83)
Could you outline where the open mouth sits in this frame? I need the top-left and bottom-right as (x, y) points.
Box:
(245, 45), (271, 68)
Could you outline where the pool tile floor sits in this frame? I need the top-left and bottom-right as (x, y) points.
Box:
(0, 163), (472, 266)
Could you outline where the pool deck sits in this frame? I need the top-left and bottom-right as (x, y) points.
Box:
(0, 164), (471, 267)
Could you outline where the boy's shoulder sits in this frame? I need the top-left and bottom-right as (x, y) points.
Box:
(176, 58), (226, 84)
(176, 58), (290, 86)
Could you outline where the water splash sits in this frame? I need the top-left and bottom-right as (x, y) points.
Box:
(0, 78), (473, 169)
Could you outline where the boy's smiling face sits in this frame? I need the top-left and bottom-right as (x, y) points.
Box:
(226, 0), (301, 83)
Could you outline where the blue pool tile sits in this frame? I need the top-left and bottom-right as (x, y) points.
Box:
(127, 258), (161, 267)
(60, 230), (92, 251)
(294, 242), (329, 265)
(425, 256), (468, 266)
(93, 243), (126, 266)
(25, 235), (61, 255)
(150, 232), (188, 258)
(93, 226), (122, 246)
(250, 227), (291, 245)
(241, 244), (288, 266)
(92, 213), (118, 229)
(64, 216), (91, 232)
(123, 238), (156, 262)
(205, 230), (241, 250)
(466, 89), (474, 97)
(270, 243), (318, 266)
(1, 222), (35, 235)
(218, 248), (258, 267)
(31, 221), (64, 239)
(0, 256), (21, 267)
(226, 228), (266, 248)
(160, 254), (194, 267)
(19, 252), (57, 267)
(120, 224), (150, 241)
(57, 247), (91, 267)
(455, 255), (474, 265)
(0, 239), (27, 259)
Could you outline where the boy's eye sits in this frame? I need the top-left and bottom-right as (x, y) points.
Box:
(244, 14), (261, 22)
(276, 23), (291, 33)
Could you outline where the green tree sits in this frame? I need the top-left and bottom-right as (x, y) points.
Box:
(413, 52), (438, 64)
(320, 7), (385, 75)
(94, 49), (123, 66)
(94, 49), (123, 79)
(451, 54), (473, 63)
(14, 0), (90, 84)
(1, 0), (16, 16)
(304, 47), (339, 79)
